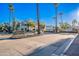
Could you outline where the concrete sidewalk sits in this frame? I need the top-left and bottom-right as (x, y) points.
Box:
(0, 33), (75, 56)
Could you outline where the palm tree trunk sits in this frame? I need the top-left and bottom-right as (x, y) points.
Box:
(55, 7), (58, 33)
(36, 3), (40, 34)
(54, 3), (59, 33)
(61, 14), (63, 24)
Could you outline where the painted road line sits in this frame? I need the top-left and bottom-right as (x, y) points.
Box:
(62, 34), (78, 55)
(51, 34), (78, 56)
(51, 38), (72, 55)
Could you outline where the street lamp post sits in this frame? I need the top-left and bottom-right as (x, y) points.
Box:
(53, 3), (59, 33)
(36, 3), (40, 34)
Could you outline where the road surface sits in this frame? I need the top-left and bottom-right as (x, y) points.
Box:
(64, 35), (79, 56)
(0, 33), (76, 56)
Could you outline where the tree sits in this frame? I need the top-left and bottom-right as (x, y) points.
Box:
(59, 22), (70, 30)
(36, 3), (40, 34)
(40, 22), (45, 32)
(0, 25), (2, 32)
(9, 3), (14, 32)
(53, 3), (59, 33)
(72, 19), (78, 32)
(0, 23), (9, 32)
(12, 18), (21, 31)
(12, 18), (17, 31)
(16, 22), (20, 30)
(9, 4), (14, 25)
(26, 20), (35, 31)
(72, 19), (77, 27)
(59, 12), (63, 24)
(40, 22), (45, 29)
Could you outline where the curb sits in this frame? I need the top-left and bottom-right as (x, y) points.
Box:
(61, 34), (78, 55)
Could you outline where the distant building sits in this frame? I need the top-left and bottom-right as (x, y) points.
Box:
(45, 25), (54, 32)
(18, 21), (27, 31)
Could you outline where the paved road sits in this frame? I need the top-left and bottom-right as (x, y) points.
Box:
(64, 35), (79, 56)
(28, 38), (74, 56)
(0, 34), (75, 56)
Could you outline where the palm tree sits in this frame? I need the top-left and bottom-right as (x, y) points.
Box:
(53, 3), (59, 33)
(53, 16), (56, 24)
(26, 20), (35, 31)
(40, 22), (46, 32)
(72, 19), (77, 26)
(53, 16), (56, 29)
(59, 22), (70, 30)
(9, 3), (14, 32)
(36, 3), (40, 34)
(59, 12), (63, 24)
(9, 3), (14, 25)
(72, 19), (78, 32)
(12, 17), (17, 31)
(40, 22), (45, 29)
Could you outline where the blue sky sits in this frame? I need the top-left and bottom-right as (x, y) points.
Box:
(0, 3), (79, 26)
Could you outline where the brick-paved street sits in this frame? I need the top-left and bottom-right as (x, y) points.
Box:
(0, 33), (76, 56)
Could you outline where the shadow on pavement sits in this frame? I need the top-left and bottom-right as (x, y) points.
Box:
(0, 38), (16, 40)
(25, 38), (73, 56)
(64, 35), (79, 56)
